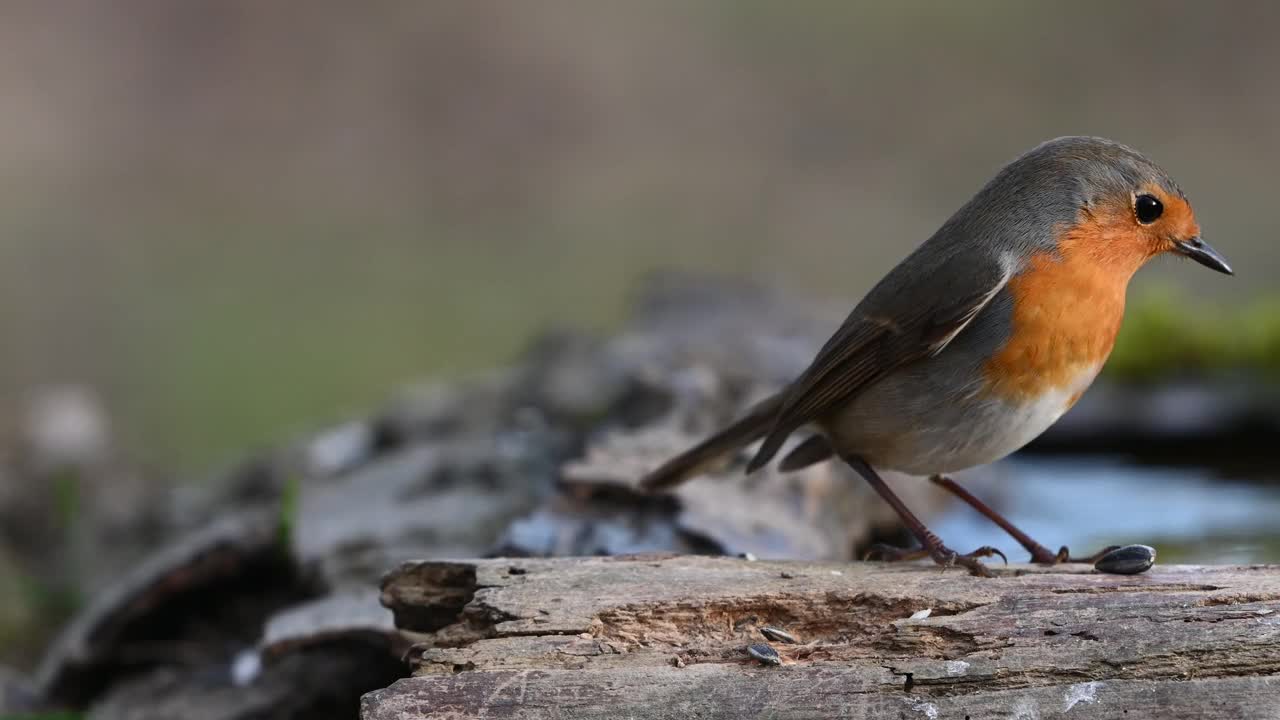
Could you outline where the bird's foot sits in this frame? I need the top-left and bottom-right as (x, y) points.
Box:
(864, 543), (1006, 577)
(1028, 544), (1122, 565)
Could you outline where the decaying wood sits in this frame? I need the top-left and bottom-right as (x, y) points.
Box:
(366, 556), (1280, 719)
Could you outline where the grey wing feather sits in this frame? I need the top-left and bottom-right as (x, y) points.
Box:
(744, 249), (1014, 473)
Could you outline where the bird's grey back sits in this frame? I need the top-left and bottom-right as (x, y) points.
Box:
(830, 136), (1176, 421)
(853, 136), (1177, 332)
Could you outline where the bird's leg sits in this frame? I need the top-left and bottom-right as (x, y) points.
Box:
(842, 455), (1004, 577)
(929, 474), (1119, 564)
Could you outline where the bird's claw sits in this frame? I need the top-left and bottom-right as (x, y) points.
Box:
(863, 542), (1003, 577)
(963, 545), (1008, 565)
(1032, 544), (1123, 565)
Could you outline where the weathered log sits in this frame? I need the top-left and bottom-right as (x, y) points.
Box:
(365, 555), (1280, 719)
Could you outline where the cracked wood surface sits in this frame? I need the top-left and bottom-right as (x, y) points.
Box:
(365, 556), (1280, 719)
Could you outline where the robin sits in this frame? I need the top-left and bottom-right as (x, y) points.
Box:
(639, 136), (1233, 576)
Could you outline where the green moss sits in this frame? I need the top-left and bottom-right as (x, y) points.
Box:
(52, 468), (81, 530)
(0, 557), (81, 669)
(1109, 287), (1280, 381)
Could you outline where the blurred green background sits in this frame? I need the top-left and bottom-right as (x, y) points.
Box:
(0, 1), (1276, 474)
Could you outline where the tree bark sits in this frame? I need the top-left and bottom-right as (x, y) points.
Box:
(364, 556), (1280, 719)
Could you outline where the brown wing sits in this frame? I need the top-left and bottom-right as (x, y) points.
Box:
(744, 251), (1013, 473)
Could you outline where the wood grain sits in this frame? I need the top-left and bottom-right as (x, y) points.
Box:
(367, 556), (1280, 719)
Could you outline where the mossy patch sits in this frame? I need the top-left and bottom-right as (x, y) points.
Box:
(1109, 287), (1280, 382)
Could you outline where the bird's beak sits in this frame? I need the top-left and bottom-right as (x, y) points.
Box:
(1173, 236), (1233, 275)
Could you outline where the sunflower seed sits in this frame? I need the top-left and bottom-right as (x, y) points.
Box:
(1094, 544), (1156, 575)
(760, 626), (797, 644)
(747, 643), (781, 666)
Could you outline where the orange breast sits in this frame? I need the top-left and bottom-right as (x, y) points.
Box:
(983, 220), (1149, 404)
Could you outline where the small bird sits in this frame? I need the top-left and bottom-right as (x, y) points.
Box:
(639, 136), (1233, 576)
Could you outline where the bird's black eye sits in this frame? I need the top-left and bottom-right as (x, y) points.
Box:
(1135, 194), (1163, 224)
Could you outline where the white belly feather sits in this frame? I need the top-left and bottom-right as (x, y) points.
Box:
(826, 362), (1103, 476)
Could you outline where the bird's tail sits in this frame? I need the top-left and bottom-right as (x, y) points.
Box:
(638, 392), (783, 492)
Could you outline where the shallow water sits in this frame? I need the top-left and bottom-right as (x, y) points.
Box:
(932, 456), (1280, 566)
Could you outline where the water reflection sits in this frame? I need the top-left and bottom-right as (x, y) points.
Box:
(932, 456), (1280, 565)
